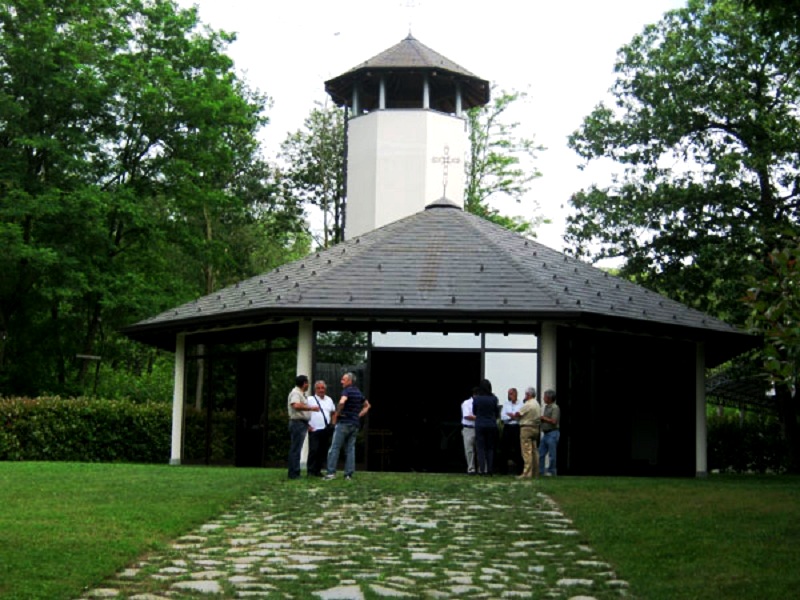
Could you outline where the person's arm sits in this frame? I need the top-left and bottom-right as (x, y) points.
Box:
(290, 402), (320, 411)
(335, 394), (348, 417)
(327, 398), (338, 424)
(358, 399), (371, 418)
(290, 392), (319, 412)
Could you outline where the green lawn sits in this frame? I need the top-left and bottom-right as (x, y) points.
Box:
(0, 463), (797, 599)
(0, 462), (269, 599)
(546, 475), (800, 600)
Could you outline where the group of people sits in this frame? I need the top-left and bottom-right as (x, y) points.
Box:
(287, 372), (370, 480)
(461, 379), (560, 478)
(288, 372), (559, 479)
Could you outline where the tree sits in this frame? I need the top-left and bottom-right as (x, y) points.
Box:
(566, 0), (800, 469)
(0, 0), (302, 396)
(743, 0), (800, 34)
(465, 88), (545, 235)
(279, 101), (346, 248)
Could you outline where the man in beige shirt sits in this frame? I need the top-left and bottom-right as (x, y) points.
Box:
(287, 375), (318, 480)
(515, 386), (541, 479)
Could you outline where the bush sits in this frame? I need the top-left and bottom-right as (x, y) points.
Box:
(707, 410), (789, 474)
(0, 396), (171, 463)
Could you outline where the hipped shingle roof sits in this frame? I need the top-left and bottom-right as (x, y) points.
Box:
(124, 202), (754, 366)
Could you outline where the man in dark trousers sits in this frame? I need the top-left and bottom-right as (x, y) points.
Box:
(286, 374), (318, 479)
(306, 380), (336, 477)
(472, 379), (500, 476)
(324, 372), (371, 480)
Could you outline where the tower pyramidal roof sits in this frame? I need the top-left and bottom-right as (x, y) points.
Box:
(325, 34), (490, 110)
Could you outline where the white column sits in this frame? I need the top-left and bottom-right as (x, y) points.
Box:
(169, 334), (186, 465)
(423, 75), (430, 109)
(455, 82), (463, 116)
(297, 320), (313, 468)
(297, 320), (313, 377)
(695, 342), (707, 478)
(540, 322), (557, 393)
(379, 76), (386, 109)
(351, 86), (359, 116)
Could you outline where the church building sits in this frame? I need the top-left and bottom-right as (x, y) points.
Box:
(123, 35), (755, 476)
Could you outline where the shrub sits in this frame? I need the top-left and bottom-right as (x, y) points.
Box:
(0, 396), (171, 463)
(707, 410), (789, 474)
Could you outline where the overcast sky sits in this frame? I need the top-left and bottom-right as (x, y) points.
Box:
(178, 0), (686, 252)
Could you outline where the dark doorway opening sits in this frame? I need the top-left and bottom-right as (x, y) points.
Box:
(235, 351), (267, 467)
(368, 349), (480, 473)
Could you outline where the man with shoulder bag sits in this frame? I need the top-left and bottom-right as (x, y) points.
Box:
(306, 380), (336, 477)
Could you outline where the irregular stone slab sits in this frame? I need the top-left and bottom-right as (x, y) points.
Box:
(85, 589), (119, 598)
(313, 584), (365, 599)
(118, 569), (139, 578)
(370, 584), (416, 597)
(575, 560), (611, 569)
(157, 566), (186, 574)
(191, 570), (226, 579)
(411, 552), (443, 561)
(172, 580), (222, 594)
(557, 578), (595, 587)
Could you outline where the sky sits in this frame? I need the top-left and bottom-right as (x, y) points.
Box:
(178, 0), (686, 252)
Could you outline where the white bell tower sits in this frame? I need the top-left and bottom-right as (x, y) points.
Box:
(325, 35), (490, 239)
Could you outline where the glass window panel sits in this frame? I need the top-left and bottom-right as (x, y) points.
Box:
(485, 333), (538, 350)
(371, 331), (480, 349)
(484, 352), (538, 400)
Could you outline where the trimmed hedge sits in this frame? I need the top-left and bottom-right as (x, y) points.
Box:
(0, 396), (171, 463)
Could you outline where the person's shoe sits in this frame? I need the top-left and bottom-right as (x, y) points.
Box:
(344, 474), (352, 480)
(323, 473), (336, 480)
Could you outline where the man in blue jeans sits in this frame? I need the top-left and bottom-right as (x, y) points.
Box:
(324, 372), (371, 480)
(538, 389), (561, 476)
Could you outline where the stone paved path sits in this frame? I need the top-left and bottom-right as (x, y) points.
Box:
(79, 480), (630, 599)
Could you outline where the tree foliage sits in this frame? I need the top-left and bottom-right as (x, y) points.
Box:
(465, 88), (545, 235)
(567, 0), (800, 469)
(744, 236), (800, 390)
(279, 101), (346, 248)
(567, 0), (800, 315)
(0, 0), (305, 396)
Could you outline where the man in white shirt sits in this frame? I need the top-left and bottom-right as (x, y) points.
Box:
(306, 380), (336, 477)
(500, 387), (523, 475)
(461, 392), (477, 475)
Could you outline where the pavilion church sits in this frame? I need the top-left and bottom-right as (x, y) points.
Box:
(124, 35), (754, 476)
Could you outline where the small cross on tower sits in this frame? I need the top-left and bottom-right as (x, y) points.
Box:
(432, 145), (460, 199)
